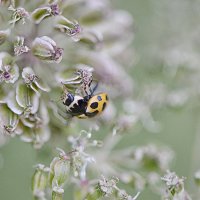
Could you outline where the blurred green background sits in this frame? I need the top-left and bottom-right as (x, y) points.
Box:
(1, 0), (200, 199)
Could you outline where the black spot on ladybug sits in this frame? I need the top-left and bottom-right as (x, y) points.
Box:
(90, 102), (98, 109)
(102, 102), (106, 111)
(97, 96), (102, 101)
(106, 95), (108, 101)
(78, 99), (87, 108)
(86, 110), (99, 117)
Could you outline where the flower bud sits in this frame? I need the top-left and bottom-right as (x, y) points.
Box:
(98, 176), (118, 196)
(52, 160), (70, 188)
(0, 104), (19, 135)
(49, 151), (70, 189)
(22, 67), (50, 92)
(0, 52), (19, 83)
(84, 186), (104, 200)
(31, 4), (60, 24)
(161, 171), (185, 196)
(54, 16), (81, 37)
(194, 170), (200, 187)
(0, 29), (10, 45)
(14, 36), (29, 56)
(52, 186), (64, 200)
(16, 82), (39, 115)
(32, 164), (50, 199)
(32, 36), (63, 63)
(8, 5), (29, 25)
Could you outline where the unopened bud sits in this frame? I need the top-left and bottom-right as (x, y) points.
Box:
(161, 171), (185, 195)
(32, 36), (63, 63)
(49, 153), (70, 189)
(52, 186), (64, 200)
(85, 186), (104, 199)
(54, 16), (81, 37)
(14, 36), (29, 56)
(0, 52), (19, 83)
(8, 5), (29, 25)
(194, 170), (200, 187)
(32, 164), (49, 199)
(31, 4), (59, 24)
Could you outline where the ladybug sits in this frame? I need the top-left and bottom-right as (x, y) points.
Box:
(62, 84), (108, 119)
(77, 93), (108, 118)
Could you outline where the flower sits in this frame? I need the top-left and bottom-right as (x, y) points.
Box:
(32, 36), (63, 63)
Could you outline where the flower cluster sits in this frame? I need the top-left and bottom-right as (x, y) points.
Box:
(0, 0), (136, 148)
(32, 129), (142, 200)
(161, 171), (191, 200)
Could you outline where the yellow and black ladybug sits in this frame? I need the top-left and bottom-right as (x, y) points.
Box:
(62, 83), (108, 119)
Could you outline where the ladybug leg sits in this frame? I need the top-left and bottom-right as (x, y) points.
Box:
(90, 81), (99, 96)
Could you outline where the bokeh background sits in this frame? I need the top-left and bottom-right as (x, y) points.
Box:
(1, 0), (200, 199)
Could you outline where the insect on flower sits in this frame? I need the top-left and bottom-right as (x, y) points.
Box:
(61, 82), (108, 119)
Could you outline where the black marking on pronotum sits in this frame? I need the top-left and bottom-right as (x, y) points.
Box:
(97, 95), (102, 101)
(64, 93), (74, 106)
(86, 110), (99, 117)
(106, 95), (108, 101)
(70, 99), (87, 115)
(90, 102), (98, 109)
(102, 102), (106, 111)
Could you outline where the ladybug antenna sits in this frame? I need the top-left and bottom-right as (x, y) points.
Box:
(90, 82), (98, 96)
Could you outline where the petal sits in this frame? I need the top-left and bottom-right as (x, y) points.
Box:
(31, 7), (52, 24)
(7, 92), (24, 115)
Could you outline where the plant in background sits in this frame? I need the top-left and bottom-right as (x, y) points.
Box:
(161, 171), (191, 200)
(1, 0), (198, 200)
